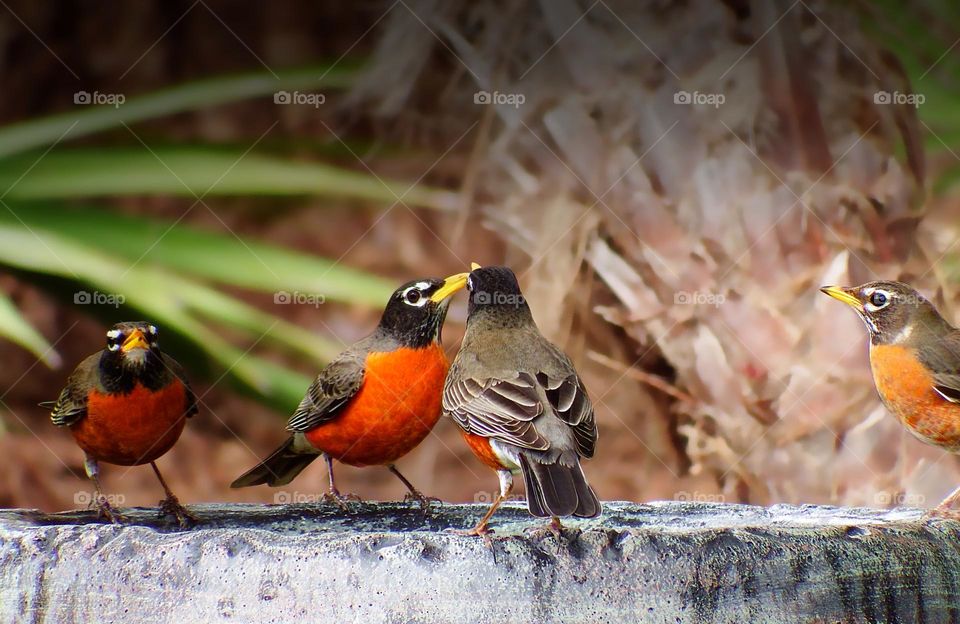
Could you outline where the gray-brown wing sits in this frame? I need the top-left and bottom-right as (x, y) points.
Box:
(286, 355), (365, 432)
(921, 331), (960, 403)
(443, 371), (550, 451)
(48, 353), (99, 427)
(537, 372), (597, 458)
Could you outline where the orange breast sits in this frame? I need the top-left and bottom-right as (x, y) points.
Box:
(461, 431), (509, 470)
(72, 381), (189, 466)
(304, 344), (448, 467)
(870, 344), (960, 451)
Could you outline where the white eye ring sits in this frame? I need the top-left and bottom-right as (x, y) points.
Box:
(106, 329), (122, 339)
(107, 342), (120, 351)
(148, 325), (158, 335)
(401, 284), (430, 307)
(863, 288), (892, 312)
(467, 276), (474, 291)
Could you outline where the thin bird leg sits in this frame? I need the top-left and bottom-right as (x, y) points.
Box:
(453, 470), (513, 537)
(150, 461), (196, 528)
(321, 453), (361, 510)
(84, 455), (121, 523)
(929, 484), (960, 519)
(388, 463), (440, 513)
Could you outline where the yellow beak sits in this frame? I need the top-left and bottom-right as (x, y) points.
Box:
(430, 272), (470, 303)
(121, 329), (150, 352)
(820, 285), (861, 308)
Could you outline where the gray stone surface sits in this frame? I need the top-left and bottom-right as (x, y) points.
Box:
(1, 501), (959, 623)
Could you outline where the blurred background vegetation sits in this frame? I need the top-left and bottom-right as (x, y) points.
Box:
(0, 0), (959, 512)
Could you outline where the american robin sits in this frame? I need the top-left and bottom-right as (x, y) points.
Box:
(822, 281), (960, 515)
(442, 265), (600, 535)
(47, 321), (198, 526)
(230, 273), (469, 508)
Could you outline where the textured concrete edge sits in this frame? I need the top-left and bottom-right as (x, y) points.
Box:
(2, 502), (959, 624)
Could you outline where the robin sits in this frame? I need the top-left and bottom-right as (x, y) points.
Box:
(47, 321), (198, 526)
(822, 281), (960, 516)
(230, 273), (469, 508)
(442, 264), (600, 535)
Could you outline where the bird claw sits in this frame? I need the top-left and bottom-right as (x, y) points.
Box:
(447, 525), (495, 548)
(403, 491), (441, 514)
(322, 490), (362, 512)
(525, 517), (566, 540)
(926, 506), (960, 522)
(158, 496), (197, 529)
(93, 496), (124, 524)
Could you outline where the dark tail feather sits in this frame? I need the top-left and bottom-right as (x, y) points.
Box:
(519, 454), (601, 518)
(230, 436), (318, 488)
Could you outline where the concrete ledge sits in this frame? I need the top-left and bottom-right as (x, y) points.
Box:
(1, 501), (959, 623)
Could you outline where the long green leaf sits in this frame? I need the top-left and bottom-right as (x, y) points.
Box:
(0, 291), (60, 367)
(0, 65), (356, 159)
(0, 148), (457, 210)
(0, 203), (394, 306)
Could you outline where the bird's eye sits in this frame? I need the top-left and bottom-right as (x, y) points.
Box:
(870, 292), (888, 307)
(404, 289), (422, 305)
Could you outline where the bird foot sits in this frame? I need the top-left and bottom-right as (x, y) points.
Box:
(322, 490), (362, 512)
(403, 490), (441, 514)
(926, 506), (960, 521)
(526, 517), (566, 540)
(93, 495), (124, 524)
(158, 495), (197, 529)
(447, 524), (495, 548)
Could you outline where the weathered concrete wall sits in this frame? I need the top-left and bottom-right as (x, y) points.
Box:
(1, 501), (959, 623)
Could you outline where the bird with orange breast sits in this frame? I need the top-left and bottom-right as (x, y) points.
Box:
(48, 321), (198, 526)
(231, 273), (468, 508)
(823, 281), (960, 516)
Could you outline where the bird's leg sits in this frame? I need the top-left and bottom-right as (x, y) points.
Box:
(321, 454), (361, 511)
(929, 484), (960, 519)
(150, 461), (196, 528)
(84, 456), (122, 523)
(452, 470), (513, 538)
(388, 464), (440, 513)
(527, 515), (567, 540)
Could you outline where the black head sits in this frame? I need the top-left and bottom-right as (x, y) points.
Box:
(465, 265), (533, 326)
(820, 281), (951, 345)
(377, 274), (468, 347)
(99, 321), (167, 391)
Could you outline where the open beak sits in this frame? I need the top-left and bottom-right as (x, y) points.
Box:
(820, 285), (862, 309)
(121, 329), (150, 353)
(430, 271), (470, 303)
